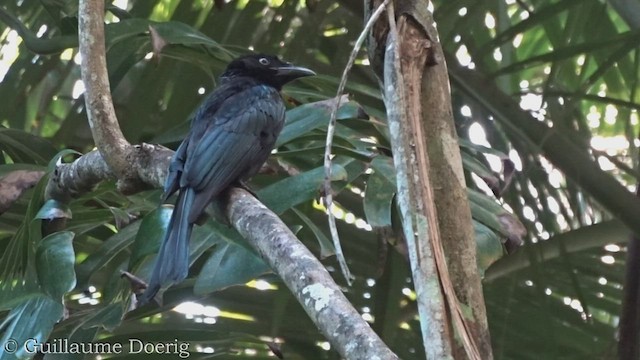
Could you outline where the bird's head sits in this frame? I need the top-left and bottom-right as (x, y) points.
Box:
(220, 54), (315, 89)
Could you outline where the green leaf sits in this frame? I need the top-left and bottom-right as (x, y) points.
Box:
(276, 145), (375, 163)
(129, 205), (172, 269)
(35, 231), (76, 300)
(369, 155), (396, 185)
(75, 222), (140, 289)
(35, 199), (72, 220)
(467, 188), (512, 238)
(291, 208), (335, 258)
(494, 29), (640, 75)
(364, 161), (396, 228)
(477, 0), (584, 56)
(150, 21), (230, 56)
(277, 100), (364, 147)
(0, 175), (47, 283)
(474, 221), (504, 277)
(461, 152), (499, 185)
(194, 242), (269, 295)
(0, 296), (64, 360)
(77, 302), (125, 332)
(257, 164), (347, 215)
(46, 149), (83, 173)
(0, 128), (57, 165)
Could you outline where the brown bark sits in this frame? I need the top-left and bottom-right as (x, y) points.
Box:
(367, 1), (493, 358)
(412, 11), (493, 360)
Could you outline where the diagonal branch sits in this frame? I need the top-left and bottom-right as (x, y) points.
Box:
(227, 189), (398, 360)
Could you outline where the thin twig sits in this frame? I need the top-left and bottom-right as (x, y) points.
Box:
(323, 0), (390, 286)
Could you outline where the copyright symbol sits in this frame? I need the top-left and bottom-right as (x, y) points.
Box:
(4, 338), (18, 353)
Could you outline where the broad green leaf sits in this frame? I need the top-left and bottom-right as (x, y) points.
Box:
(0, 296), (64, 360)
(35, 199), (72, 220)
(35, 231), (76, 301)
(64, 209), (116, 235)
(363, 162), (395, 228)
(276, 145), (375, 163)
(257, 164), (347, 215)
(291, 208), (335, 258)
(277, 100), (364, 147)
(467, 188), (513, 238)
(46, 149), (83, 173)
(461, 152), (500, 187)
(369, 155), (396, 185)
(194, 242), (268, 295)
(474, 221), (504, 277)
(129, 205), (172, 269)
(0, 128), (57, 165)
(77, 302), (126, 332)
(75, 222), (141, 289)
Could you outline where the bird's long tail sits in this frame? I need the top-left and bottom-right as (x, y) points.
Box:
(141, 188), (195, 303)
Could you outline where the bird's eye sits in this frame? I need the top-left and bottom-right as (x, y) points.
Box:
(259, 58), (270, 65)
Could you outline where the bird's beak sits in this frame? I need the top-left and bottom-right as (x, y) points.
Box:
(274, 65), (316, 79)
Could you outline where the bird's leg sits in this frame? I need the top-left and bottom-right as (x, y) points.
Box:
(202, 185), (257, 227)
(237, 180), (259, 198)
(204, 197), (230, 226)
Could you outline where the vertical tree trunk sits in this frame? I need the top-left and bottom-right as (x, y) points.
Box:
(366, 1), (493, 358)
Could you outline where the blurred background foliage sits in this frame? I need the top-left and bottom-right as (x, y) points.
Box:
(0, 0), (637, 359)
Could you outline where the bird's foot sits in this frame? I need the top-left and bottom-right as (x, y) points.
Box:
(205, 197), (231, 226)
(237, 180), (258, 198)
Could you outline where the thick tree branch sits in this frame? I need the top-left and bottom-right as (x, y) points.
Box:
(45, 145), (173, 202)
(409, 6), (492, 359)
(368, 1), (490, 359)
(226, 188), (398, 360)
(381, 3), (452, 359)
(78, 0), (134, 186)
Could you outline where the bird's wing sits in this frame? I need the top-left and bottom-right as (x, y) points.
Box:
(161, 81), (242, 202)
(180, 85), (285, 222)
